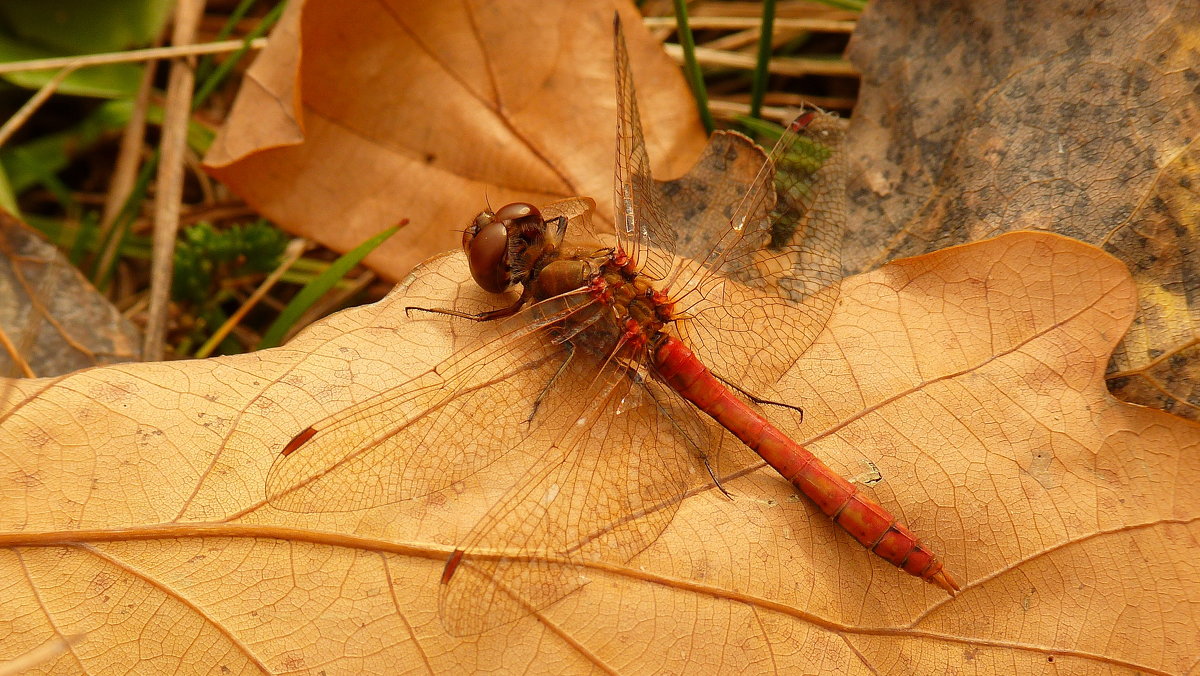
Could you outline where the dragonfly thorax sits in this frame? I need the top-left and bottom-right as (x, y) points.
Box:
(519, 243), (675, 362)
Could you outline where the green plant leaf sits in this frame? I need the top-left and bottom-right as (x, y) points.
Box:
(0, 0), (171, 98)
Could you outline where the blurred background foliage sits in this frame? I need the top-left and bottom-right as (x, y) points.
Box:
(0, 0), (858, 361)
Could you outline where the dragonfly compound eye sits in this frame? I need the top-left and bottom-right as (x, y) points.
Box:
(493, 202), (543, 232)
(463, 210), (494, 251)
(465, 219), (513, 294)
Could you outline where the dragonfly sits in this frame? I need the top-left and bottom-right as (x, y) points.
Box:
(266, 15), (958, 636)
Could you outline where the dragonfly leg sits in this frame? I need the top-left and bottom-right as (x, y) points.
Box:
(643, 373), (735, 500)
(405, 286), (531, 322)
(523, 340), (575, 425)
(712, 371), (804, 423)
(702, 450), (734, 499)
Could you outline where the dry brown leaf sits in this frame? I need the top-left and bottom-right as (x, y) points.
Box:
(844, 0), (1200, 422)
(0, 212), (140, 379)
(2, 229), (1196, 673)
(203, 0), (708, 282)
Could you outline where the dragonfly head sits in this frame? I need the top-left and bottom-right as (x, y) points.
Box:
(463, 202), (548, 294)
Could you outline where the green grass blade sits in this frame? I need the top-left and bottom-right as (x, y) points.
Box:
(193, 1), (287, 109)
(749, 0), (777, 119)
(671, 0), (714, 134)
(0, 161), (18, 217)
(196, 0), (262, 82)
(257, 223), (401, 349)
(91, 151), (158, 289)
(735, 114), (785, 141)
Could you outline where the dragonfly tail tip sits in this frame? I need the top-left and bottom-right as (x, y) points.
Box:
(930, 568), (961, 595)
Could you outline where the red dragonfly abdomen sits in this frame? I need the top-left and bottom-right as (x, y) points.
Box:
(653, 335), (959, 594)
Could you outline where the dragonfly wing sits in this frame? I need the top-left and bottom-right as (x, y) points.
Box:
(438, 356), (709, 636)
(669, 111), (846, 392)
(265, 292), (602, 513)
(657, 130), (771, 264)
(613, 15), (677, 281)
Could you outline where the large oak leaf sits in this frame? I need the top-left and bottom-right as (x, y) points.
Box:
(2, 231), (1196, 673)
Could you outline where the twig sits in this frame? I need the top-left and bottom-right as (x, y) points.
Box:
(722, 91), (858, 112)
(0, 67), (78, 148)
(708, 99), (799, 123)
(0, 323), (35, 378)
(708, 97), (858, 121)
(0, 38), (267, 75)
(643, 16), (856, 32)
(194, 238), (307, 358)
(143, 0), (206, 360)
(662, 43), (858, 77)
(95, 56), (156, 284)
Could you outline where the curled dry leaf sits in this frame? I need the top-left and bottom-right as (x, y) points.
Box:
(1, 229), (1196, 673)
(203, 0), (707, 282)
(845, 0), (1200, 421)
